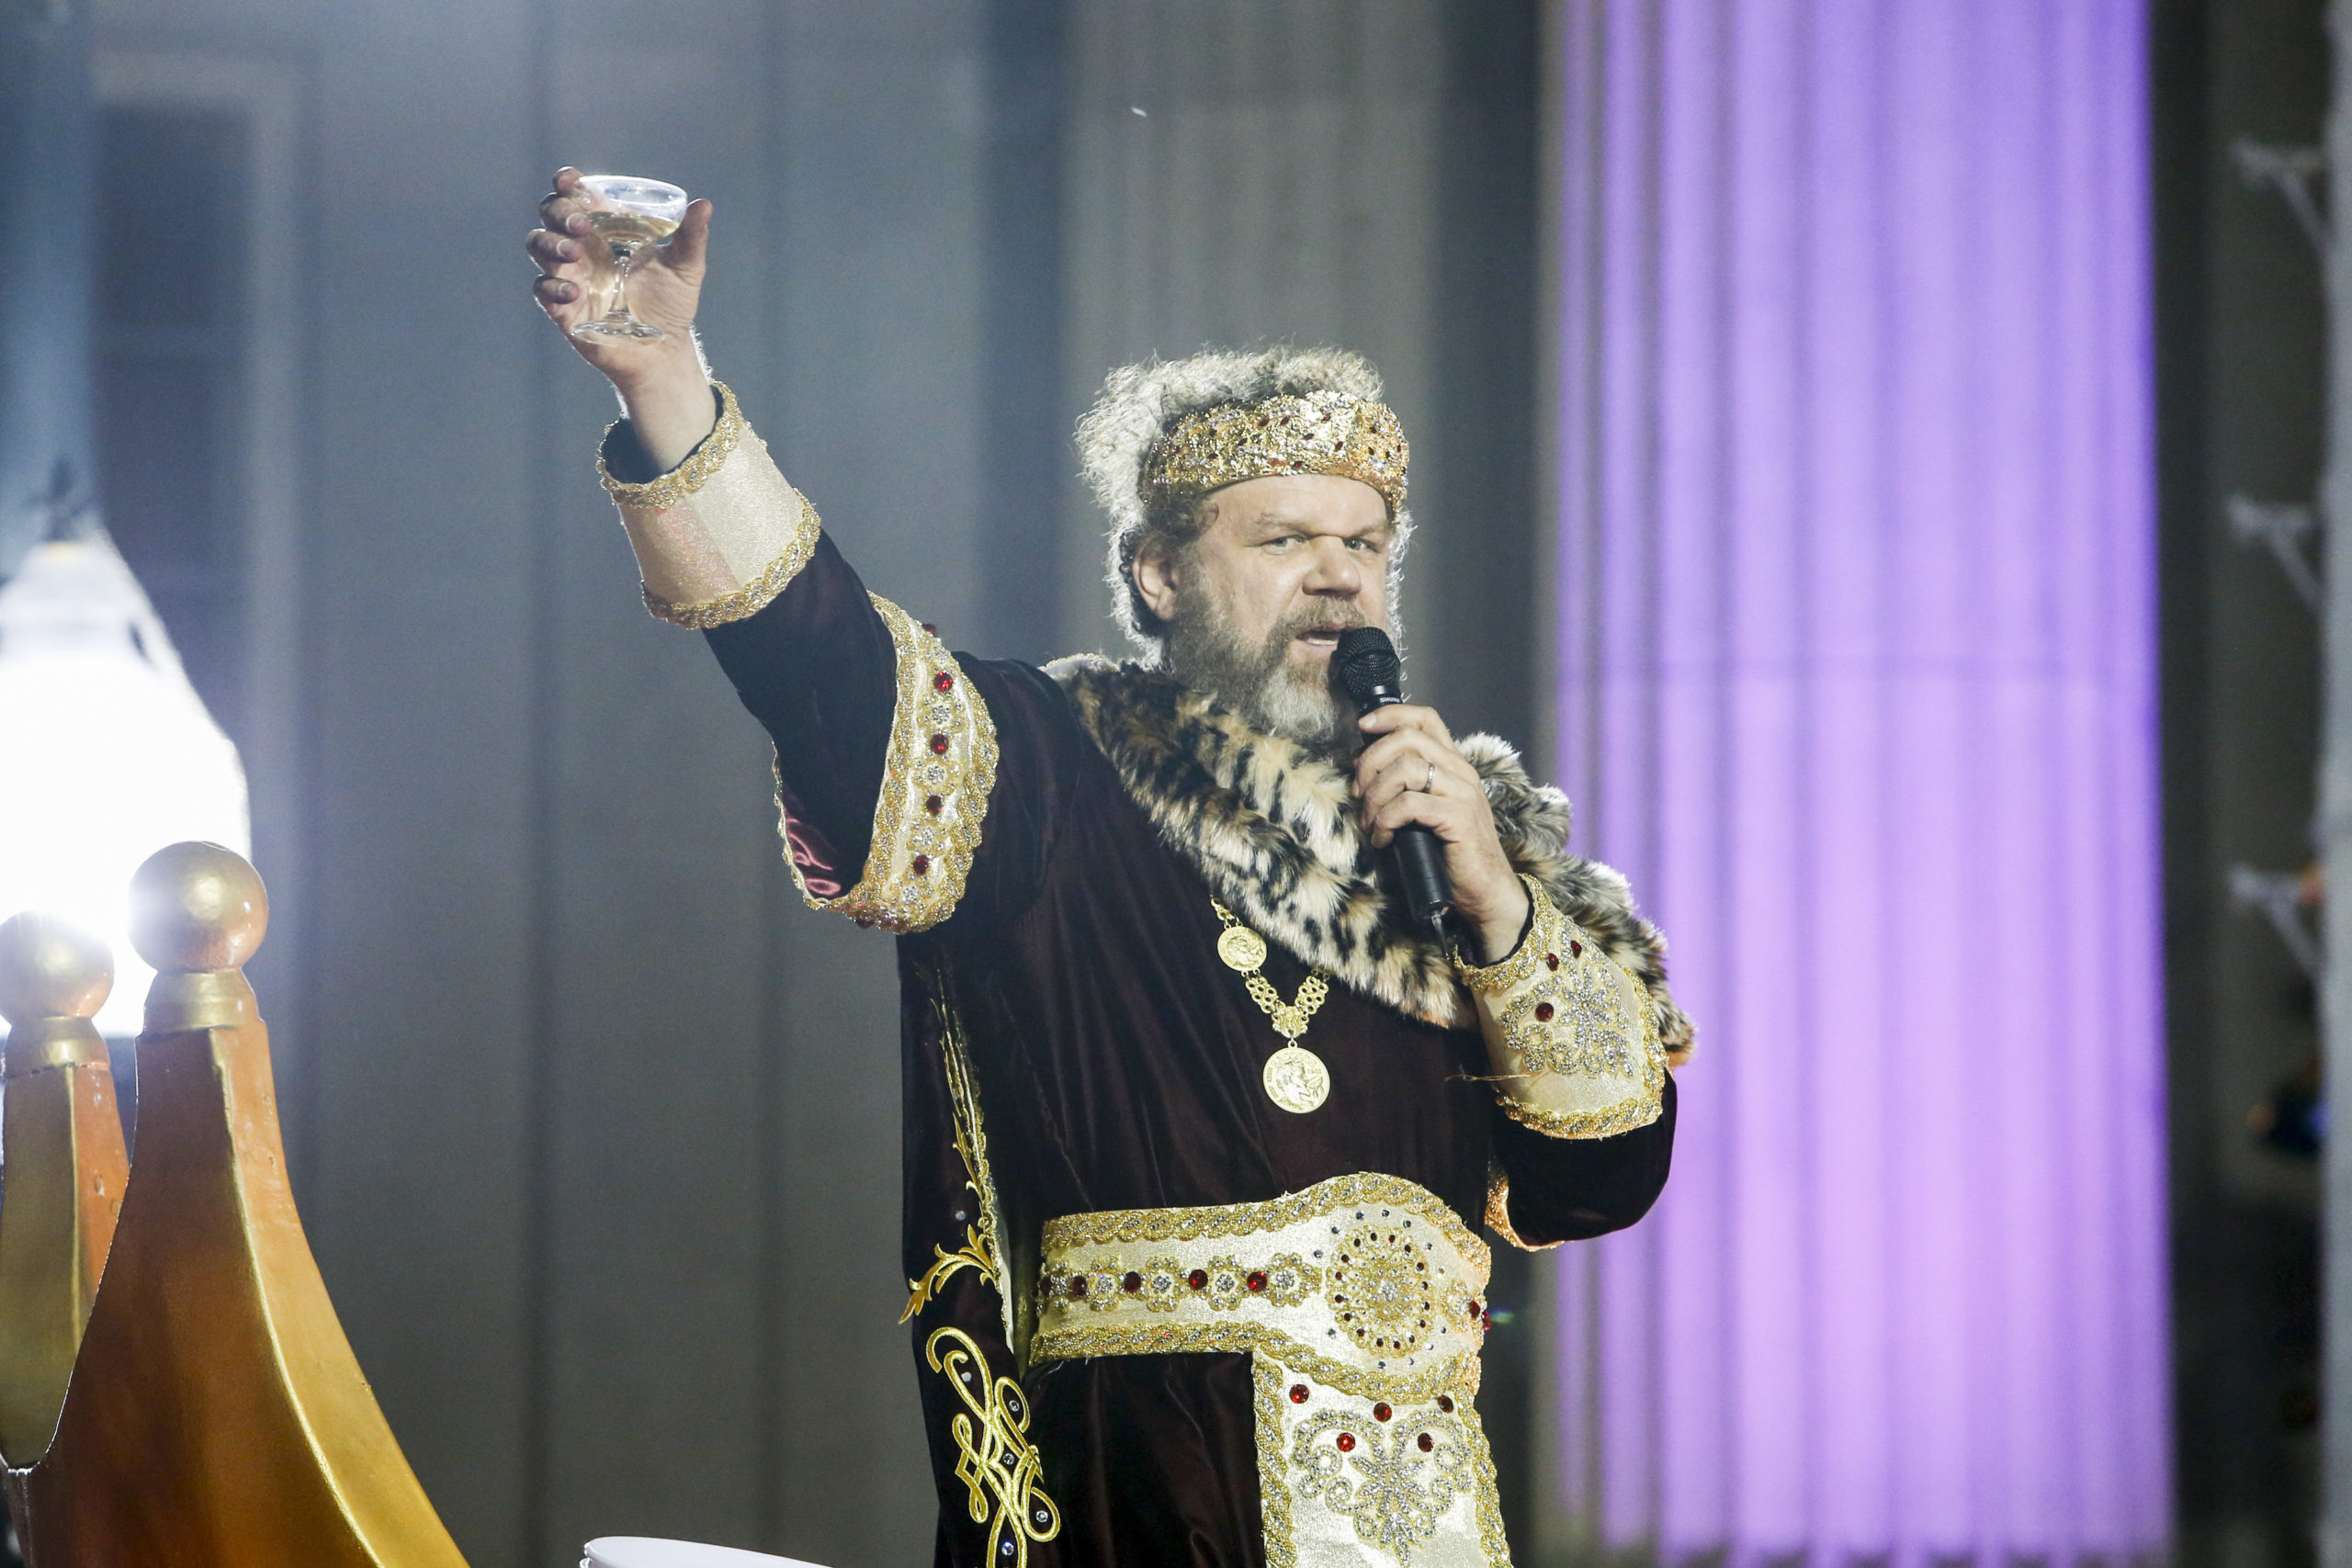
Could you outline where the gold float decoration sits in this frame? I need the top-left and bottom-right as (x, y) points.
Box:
(0, 913), (130, 1471)
(6, 841), (469, 1566)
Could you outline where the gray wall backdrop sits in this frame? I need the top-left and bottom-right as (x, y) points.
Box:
(77, 2), (1554, 1565)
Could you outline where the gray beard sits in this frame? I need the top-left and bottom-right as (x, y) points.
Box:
(1162, 597), (1367, 757)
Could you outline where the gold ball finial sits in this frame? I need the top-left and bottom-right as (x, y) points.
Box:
(129, 842), (268, 974)
(0, 913), (115, 1026)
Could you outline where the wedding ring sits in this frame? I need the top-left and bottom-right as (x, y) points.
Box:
(1426, 760), (1437, 793)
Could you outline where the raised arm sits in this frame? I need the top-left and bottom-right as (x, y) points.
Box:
(525, 169), (998, 934)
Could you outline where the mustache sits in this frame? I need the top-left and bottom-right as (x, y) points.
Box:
(1269, 603), (1369, 644)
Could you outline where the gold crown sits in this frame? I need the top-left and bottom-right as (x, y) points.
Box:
(1140, 391), (1408, 514)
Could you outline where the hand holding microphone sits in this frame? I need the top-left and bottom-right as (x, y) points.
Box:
(1335, 627), (1532, 962)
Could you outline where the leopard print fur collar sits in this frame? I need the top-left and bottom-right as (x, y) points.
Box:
(1046, 657), (1690, 1049)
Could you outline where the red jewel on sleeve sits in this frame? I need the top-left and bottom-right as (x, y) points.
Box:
(1288, 1383), (1309, 1404)
(1372, 1403), (1392, 1422)
(1533, 1002), (1555, 1021)
(1419, 1432), (1434, 1451)
(1437, 1395), (1454, 1413)
(1544, 953), (1559, 970)
(910, 854), (930, 875)
(1570, 940), (1583, 956)
(924, 795), (944, 815)
(928, 734), (950, 755)
(933, 671), (955, 691)
(1335, 1433), (1356, 1452)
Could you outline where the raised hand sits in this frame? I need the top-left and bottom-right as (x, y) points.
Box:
(526, 167), (717, 467)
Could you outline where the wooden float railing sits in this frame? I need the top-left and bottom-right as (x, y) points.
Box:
(0, 842), (469, 1566)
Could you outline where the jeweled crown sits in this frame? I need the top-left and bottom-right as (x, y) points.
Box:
(1140, 391), (1408, 515)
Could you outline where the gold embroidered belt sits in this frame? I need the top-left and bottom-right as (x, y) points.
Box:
(1031, 1173), (1512, 1567)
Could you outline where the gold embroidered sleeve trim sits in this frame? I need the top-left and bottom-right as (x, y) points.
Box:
(925, 1327), (1060, 1564)
(1465, 876), (1668, 1139)
(598, 379), (742, 509)
(639, 491), (820, 628)
(783, 595), (999, 933)
(1483, 1160), (1565, 1253)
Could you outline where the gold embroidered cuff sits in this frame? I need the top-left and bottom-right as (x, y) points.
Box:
(1472, 878), (1667, 1139)
(783, 595), (999, 933)
(599, 381), (822, 627)
(1453, 873), (1552, 992)
(599, 379), (742, 509)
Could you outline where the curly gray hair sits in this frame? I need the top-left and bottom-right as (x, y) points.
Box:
(1079, 344), (1414, 651)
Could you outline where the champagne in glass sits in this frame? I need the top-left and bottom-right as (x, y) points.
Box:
(571, 175), (689, 342)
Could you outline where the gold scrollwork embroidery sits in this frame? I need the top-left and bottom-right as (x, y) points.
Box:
(1252, 1357), (1512, 1568)
(1289, 1403), (1476, 1558)
(783, 595), (999, 933)
(925, 1327), (1060, 1566)
(902, 976), (1009, 1327)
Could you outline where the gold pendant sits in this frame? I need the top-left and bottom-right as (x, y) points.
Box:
(1261, 1044), (1330, 1113)
(1217, 925), (1268, 973)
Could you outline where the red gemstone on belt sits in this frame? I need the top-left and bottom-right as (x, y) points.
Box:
(1069, 1275), (1087, 1298)
(1123, 1272), (1142, 1292)
(1289, 1383), (1309, 1404)
(1533, 1002), (1555, 1021)
(1188, 1269), (1209, 1290)
(1246, 1271), (1268, 1292)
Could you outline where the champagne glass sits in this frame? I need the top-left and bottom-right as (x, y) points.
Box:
(571, 175), (688, 342)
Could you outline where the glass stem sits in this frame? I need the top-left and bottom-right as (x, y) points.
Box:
(607, 243), (638, 320)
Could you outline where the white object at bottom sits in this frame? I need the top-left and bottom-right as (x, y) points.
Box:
(584, 1539), (828, 1568)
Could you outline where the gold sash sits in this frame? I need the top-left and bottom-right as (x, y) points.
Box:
(1033, 1172), (1511, 1567)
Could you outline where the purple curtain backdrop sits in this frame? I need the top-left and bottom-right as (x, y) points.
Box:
(1546, 2), (2169, 1562)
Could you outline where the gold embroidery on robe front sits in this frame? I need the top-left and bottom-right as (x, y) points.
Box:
(926, 1328), (1061, 1567)
(903, 973), (1013, 1340)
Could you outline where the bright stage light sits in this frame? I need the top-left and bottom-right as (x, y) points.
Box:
(0, 536), (249, 1036)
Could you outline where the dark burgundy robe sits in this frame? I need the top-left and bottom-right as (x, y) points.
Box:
(701, 531), (1675, 1568)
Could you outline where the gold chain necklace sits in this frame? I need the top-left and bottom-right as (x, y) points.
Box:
(1211, 898), (1332, 1113)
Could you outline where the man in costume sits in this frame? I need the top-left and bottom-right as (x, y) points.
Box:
(526, 170), (1690, 1567)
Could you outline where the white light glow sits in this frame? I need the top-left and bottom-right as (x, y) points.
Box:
(0, 536), (249, 1034)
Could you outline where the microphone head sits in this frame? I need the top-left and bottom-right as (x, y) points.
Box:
(1334, 626), (1403, 704)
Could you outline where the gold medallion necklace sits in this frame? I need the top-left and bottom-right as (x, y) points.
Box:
(1210, 898), (1332, 1113)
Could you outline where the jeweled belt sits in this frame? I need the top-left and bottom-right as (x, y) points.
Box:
(1029, 1172), (1490, 1398)
(1030, 1173), (1511, 1564)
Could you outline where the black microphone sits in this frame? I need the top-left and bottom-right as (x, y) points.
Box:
(1334, 626), (1455, 942)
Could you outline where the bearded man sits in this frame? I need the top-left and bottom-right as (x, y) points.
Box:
(528, 169), (1689, 1568)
